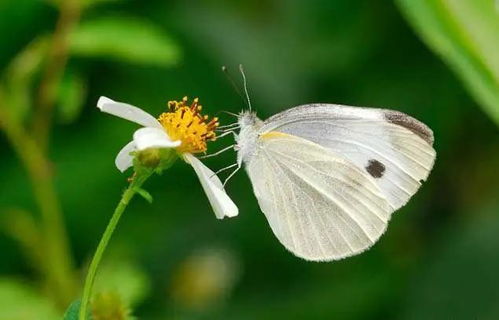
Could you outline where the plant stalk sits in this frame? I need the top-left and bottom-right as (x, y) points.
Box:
(0, 97), (76, 306)
(78, 173), (151, 320)
(33, 0), (81, 150)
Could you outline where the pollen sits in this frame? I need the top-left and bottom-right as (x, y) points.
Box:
(158, 97), (219, 154)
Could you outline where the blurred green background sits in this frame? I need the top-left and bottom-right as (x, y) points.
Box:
(1, 0), (498, 319)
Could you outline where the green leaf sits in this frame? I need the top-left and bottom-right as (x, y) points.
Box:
(396, 0), (499, 126)
(57, 71), (87, 124)
(134, 187), (153, 203)
(63, 299), (93, 320)
(0, 279), (60, 320)
(70, 16), (181, 66)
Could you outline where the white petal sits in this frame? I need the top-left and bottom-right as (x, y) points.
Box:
(97, 96), (163, 129)
(133, 127), (181, 150)
(184, 154), (239, 219)
(115, 140), (136, 172)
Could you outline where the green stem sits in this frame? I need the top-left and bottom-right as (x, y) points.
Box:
(33, 0), (81, 150)
(79, 173), (150, 320)
(0, 96), (76, 306)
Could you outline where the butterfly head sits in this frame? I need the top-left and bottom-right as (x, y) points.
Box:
(237, 110), (261, 128)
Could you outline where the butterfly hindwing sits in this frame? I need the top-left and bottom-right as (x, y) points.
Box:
(246, 132), (392, 261)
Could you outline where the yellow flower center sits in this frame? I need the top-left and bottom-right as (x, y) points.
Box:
(158, 97), (219, 154)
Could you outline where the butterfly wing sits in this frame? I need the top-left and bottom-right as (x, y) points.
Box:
(246, 132), (392, 261)
(259, 104), (436, 210)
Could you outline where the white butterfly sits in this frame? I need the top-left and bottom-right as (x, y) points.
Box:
(232, 103), (436, 262)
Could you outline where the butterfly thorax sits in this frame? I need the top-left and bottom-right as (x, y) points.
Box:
(236, 111), (263, 167)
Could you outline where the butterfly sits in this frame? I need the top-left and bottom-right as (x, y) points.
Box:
(221, 67), (436, 261)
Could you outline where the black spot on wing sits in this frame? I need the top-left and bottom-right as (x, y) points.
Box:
(366, 159), (385, 178)
(384, 111), (434, 145)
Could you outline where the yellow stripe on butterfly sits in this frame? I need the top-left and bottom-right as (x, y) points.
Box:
(259, 131), (294, 140)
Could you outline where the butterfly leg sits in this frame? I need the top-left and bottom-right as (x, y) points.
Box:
(198, 144), (235, 159)
(212, 163), (238, 177)
(216, 130), (238, 139)
(217, 123), (240, 130)
(223, 163), (241, 187)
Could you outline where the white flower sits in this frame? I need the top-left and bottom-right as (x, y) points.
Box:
(97, 96), (238, 219)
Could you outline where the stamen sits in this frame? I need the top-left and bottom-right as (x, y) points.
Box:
(158, 97), (219, 154)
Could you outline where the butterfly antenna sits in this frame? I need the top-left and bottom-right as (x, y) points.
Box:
(216, 110), (239, 118)
(222, 66), (245, 102)
(239, 64), (252, 111)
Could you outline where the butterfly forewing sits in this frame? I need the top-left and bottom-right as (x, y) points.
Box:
(259, 104), (436, 210)
(246, 132), (392, 261)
